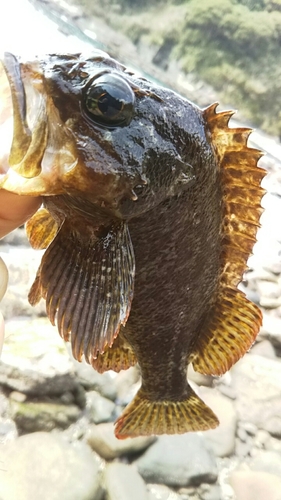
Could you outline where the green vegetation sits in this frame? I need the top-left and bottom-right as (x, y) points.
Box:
(75, 0), (281, 136)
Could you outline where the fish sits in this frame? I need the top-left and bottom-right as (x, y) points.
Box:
(0, 50), (265, 439)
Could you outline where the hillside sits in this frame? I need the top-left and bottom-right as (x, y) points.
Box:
(71, 0), (281, 138)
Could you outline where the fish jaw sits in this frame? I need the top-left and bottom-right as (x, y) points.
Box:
(0, 53), (80, 196)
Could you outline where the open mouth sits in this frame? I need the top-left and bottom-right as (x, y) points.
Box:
(0, 52), (78, 195)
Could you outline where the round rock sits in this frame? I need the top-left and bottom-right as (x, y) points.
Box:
(229, 470), (281, 500)
(0, 432), (104, 500)
(136, 433), (218, 487)
(104, 462), (148, 500)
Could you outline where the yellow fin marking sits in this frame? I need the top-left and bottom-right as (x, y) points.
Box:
(114, 386), (219, 439)
(191, 288), (262, 376)
(26, 207), (59, 250)
(91, 334), (137, 373)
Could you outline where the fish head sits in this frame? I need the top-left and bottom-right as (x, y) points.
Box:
(0, 51), (213, 219)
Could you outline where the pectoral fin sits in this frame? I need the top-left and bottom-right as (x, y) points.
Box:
(28, 221), (135, 363)
(26, 208), (59, 249)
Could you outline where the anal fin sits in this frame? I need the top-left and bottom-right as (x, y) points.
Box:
(191, 287), (262, 376)
(28, 220), (135, 363)
(91, 333), (137, 373)
(114, 386), (219, 439)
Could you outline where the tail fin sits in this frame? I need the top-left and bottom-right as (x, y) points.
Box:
(114, 386), (219, 440)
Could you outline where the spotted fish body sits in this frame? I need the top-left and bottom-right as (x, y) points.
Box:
(0, 51), (265, 438)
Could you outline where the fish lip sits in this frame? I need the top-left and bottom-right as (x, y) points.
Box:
(2, 52), (27, 127)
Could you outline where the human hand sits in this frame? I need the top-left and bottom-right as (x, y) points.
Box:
(0, 189), (41, 355)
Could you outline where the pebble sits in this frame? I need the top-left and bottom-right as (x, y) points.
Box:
(231, 354), (281, 437)
(200, 388), (237, 457)
(0, 432), (104, 500)
(72, 357), (117, 401)
(0, 317), (79, 396)
(9, 399), (81, 433)
(86, 422), (155, 460)
(104, 462), (149, 500)
(147, 484), (182, 500)
(248, 450), (281, 477)
(86, 390), (116, 424)
(250, 339), (276, 359)
(136, 434), (218, 487)
(229, 470), (281, 500)
(259, 313), (281, 348)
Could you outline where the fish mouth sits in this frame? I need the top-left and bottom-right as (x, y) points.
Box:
(0, 52), (78, 195)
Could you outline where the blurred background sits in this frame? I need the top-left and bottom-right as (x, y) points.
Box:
(1, 1), (281, 500)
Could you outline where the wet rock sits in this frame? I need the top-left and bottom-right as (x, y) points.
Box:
(114, 366), (141, 406)
(104, 462), (148, 500)
(147, 484), (182, 500)
(200, 388), (237, 457)
(229, 470), (281, 500)
(86, 390), (115, 424)
(136, 434), (217, 487)
(259, 313), (281, 348)
(0, 317), (79, 396)
(250, 339), (276, 359)
(0, 432), (104, 500)
(10, 399), (81, 433)
(200, 484), (221, 500)
(86, 422), (155, 460)
(72, 357), (117, 401)
(231, 354), (281, 437)
(265, 435), (281, 453)
(248, 450), (281, 477)
(188, 365), (214, 387)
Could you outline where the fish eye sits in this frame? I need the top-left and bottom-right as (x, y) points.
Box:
(83, 73), (135, 127)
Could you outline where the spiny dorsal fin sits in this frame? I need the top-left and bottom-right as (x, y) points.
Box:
(26, 207), (59, 249)
(203, 103), (266, 288)
(191, 104), (266, 376)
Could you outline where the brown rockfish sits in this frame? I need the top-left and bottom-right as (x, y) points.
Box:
(0, 51), (265, 439)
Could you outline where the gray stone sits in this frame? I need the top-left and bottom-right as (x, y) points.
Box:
(200, 484), (221, 500)
(72, 357), (117, 401)
(187, 365), (213, 387)
(231, 354), (281, 437)
(104, 462), (148, 500)
(10, 399), (81, 433)
(259, 313), (281, 348)
(0, 317), (79, 396)
(136, 434), (218, 487)
(114, 366), (141, 406)
(0, 432), (104, 500)
(86, 390), (115, 424)
(86, 422), (155, 460)
(229, 470), (281, 500)
(200, 388), (237, 457)
(250, 339), (276, 359)
(147, 484), (182, 500)
(249, 450), (281, 477)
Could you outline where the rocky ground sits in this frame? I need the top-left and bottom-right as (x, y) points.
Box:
(1, 1), (281, 500)
(1, 151), (281, 500)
